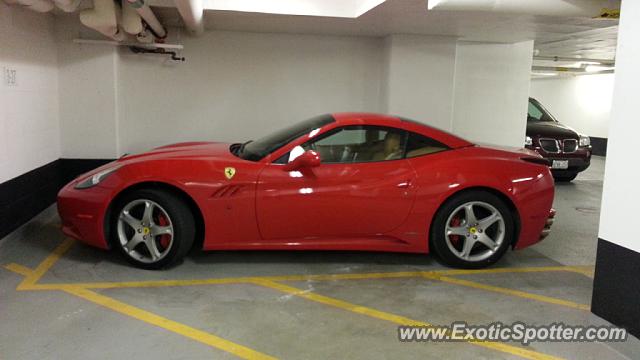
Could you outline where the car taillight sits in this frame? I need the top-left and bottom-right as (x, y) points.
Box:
(521, 157), (551, 166)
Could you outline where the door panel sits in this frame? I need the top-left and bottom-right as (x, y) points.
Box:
(256, 160), (417, 240)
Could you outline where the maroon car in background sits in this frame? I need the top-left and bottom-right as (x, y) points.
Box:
(525, 98), (592, 182)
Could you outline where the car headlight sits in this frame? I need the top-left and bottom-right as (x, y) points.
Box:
(579, 135), (590, 147)
(525, 136), (533, 146)
(75, 166), (121, 189)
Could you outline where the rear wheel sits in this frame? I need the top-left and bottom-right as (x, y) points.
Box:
(111, 188), (195, 269)
(430, 190), (514, 268)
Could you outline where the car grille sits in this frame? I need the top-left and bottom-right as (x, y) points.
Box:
(538, 138), (578, 153)
(539, 138), (560, 153)
(563, 139), (578, 153)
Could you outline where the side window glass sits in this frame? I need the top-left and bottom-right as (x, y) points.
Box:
(405, 132), (449, 158)
(302, 126), (406, 163)
(528, 101), (544, 120)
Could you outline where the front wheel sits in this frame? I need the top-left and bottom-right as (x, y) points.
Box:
(111, 188), (195, 269)
(430, 191), (514, 269)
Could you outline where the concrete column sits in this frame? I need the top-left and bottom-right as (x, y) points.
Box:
(382, 35), (457, 131)
(382, 35), (534, 148)
(451, 40), (534, 147)
(591, 0), (640, 339)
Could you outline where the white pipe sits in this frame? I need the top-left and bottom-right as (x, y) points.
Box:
(126, 0), (167, 38)
(4, 0), (55, 12)
(53, 0), (81, 12)
(532, 66), (614, 74)
(533, 56), (615, 66)
(122, 0), (144, 35)
(73, 38), (184, 49)
(80, 0), (125, 41)
(174, 0), (204, 36)
(427, 0), (621, 18)
(25, 0), (54, 12)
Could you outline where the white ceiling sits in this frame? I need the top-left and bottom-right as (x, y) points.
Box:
(199, 0), (387, 18)
(150, 0), (618, 60)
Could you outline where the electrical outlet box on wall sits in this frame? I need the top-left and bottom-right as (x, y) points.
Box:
(3, 67), (17, 87)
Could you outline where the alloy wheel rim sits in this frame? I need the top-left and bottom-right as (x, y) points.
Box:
(117, 199), (174, 263)
(444, 201), (505, 262)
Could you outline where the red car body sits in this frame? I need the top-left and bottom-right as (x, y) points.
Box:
(58, 113), (554, 256)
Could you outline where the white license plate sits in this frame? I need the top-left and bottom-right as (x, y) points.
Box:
(551, 160), (569, 169)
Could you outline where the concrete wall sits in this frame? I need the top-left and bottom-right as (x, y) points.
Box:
(0, 4), (60, 183)
(530, 74), (614, 138)
(55, 17), (533, 158)
(116, 31), (385, 154)
(451, 41), (534, 148)
(56, 19), (120, 158)
(382, 35), (457, 131)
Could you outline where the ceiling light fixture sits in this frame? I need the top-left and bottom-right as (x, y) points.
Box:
(585, 65), (615, 73)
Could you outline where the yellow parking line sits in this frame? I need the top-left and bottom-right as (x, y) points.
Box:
(10, 266), (592, 291)
(562, 266), (595, 279)
(251, 279), (563, 360)
(31, 271), (424, 290)
(425, 274), (590, 311)
(64, 286), (277, 360)
(17, 238), (75, 290)
(3, 240), (587, 360)
(433, 266), (576, 276)
(4, 263), (34, 277)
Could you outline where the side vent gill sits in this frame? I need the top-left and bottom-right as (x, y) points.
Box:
(211, 184), (244, 198)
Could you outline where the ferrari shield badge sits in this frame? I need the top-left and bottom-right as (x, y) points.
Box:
(224, 167), (236, 180)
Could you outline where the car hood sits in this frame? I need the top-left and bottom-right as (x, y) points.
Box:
(118, 142), (236, 163)
(526, 121), (579, 139)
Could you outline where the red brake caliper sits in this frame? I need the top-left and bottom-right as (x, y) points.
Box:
(449, 217), (462, 245)
(157, 213), (170, 249)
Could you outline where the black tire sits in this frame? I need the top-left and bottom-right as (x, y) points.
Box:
(110, 188), (195, 269)
(430, 190), (514, 269)
(553, 173), (577, 182)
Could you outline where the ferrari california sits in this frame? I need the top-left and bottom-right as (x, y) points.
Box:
(57, 113), (555, 269)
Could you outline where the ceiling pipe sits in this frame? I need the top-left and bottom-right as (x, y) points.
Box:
(532, 66), (614, 74)
(126, 0), (167, 39)
(122, 0), (144, 34)
(427, 0), (621, 18)
(80, 0), (126, 41)
(174, 0), (204, 36)
(53, 0), (81, 12)
(4, 0), (54, 12)
(533, 55), (615, 66)
(121, 1), (157, 43)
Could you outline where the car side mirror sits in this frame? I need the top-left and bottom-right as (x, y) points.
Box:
(283, 150), (321, 171)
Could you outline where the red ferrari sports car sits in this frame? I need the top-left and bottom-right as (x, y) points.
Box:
(58, 113), (555, 269)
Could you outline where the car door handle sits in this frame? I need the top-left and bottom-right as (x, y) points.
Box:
(397, 180), (412, 188)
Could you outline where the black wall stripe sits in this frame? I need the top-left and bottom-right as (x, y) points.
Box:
(592, 238), (640, 339)
(590, 137), (607, 157)
(0, 158), (114, 240)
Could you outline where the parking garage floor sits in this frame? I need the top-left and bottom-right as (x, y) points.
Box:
(1, 156), (638, 360)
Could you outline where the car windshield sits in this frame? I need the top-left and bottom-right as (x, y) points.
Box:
(528, 99), (557, 122)
(231, 114), (335, 161)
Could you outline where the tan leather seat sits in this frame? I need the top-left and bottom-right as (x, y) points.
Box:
(373, 133), (403, 161)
